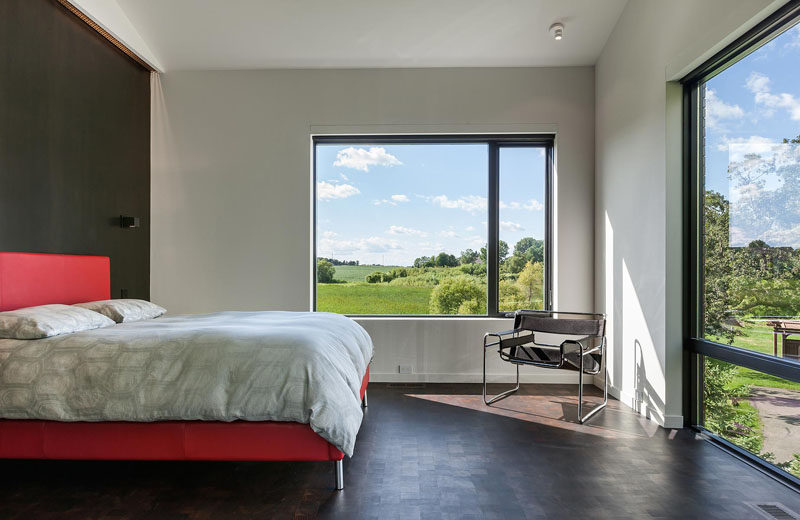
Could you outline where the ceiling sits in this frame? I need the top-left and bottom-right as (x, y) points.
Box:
(108, 0), (629, 71)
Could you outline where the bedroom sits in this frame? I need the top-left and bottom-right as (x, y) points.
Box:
(1, 0), (799, 518)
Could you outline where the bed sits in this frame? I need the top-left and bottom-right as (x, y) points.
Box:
(0, 252), (371, 490)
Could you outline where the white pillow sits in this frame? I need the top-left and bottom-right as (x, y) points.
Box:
(75, 299), (166, 323)
(0, 304), (115, 340)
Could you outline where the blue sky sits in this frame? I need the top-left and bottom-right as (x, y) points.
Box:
(704, 23), (800, 247)
(316, 143), (546, 266)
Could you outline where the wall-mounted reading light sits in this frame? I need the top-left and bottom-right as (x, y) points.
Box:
(120, 215), (140, 228)
(549, 22), (564, 41)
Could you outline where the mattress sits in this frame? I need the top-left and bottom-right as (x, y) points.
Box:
(0, 311), (373, 456)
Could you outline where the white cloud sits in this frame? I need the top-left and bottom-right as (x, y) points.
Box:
(317, 181), (360, 200)
(715, 135), (775, 155)
(500, 221), (524, 232)
(524, 199), (544, 211)
(439, 230), (459, 238)
(465, 226), (476, 232)
(746, 72), (771, 94)
(388, 225), (427, 237)
(333, 147), (402, 172)
(705, 89), (744, 130)
(319, 235), (402, 256)
(746, 72), (800, 121)
(322, 231), (338, 239)
(391, 194), (409, 202)
(500, 199), (544, 211)
(428, 194), (487, 213)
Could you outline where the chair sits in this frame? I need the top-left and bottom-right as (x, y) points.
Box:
(483, 309), (607, 424)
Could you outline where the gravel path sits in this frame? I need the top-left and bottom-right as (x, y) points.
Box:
(749, 386), (800, 463)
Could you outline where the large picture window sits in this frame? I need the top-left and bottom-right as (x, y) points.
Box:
(685, 4), (800, 484)
(313, 136), (552, 316)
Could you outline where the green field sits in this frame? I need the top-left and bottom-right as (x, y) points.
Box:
(317, 283), (431, 314)
(328, 265), (401, 283)
(720, 322), (800, 391)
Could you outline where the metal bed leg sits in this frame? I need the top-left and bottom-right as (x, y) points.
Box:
(334, 459), (344, 490)
(483, 339), (520, 405)
(362, 390), (368, 408)
(578, 343), (608, 424)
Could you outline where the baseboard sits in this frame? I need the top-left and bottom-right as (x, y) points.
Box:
(369, 372), (595, 384)
(607, 384), (673, 427)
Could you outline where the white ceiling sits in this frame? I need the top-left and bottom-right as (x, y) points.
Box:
(106, 0), (628, 71)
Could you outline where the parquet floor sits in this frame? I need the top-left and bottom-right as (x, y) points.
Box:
(0, 383), (798, 519)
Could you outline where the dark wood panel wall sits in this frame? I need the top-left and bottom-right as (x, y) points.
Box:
(0, 0), (151, 299)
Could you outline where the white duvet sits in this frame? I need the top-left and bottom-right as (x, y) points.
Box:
(0, 311), (373, 456)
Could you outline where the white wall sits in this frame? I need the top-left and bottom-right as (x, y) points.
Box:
(595, 0), (784, 427)
(151, 67), (595, 383)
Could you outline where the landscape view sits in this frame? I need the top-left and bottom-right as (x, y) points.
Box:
(700, 23), (800, 478)
(315, 142), (546, 315)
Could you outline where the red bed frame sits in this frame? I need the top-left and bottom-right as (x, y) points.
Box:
(0, 252), (368, 489)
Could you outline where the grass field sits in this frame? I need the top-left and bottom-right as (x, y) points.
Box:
(328, 265), (402, 283)
(713, 322), (800, 391)
(317, 283), (432, 314)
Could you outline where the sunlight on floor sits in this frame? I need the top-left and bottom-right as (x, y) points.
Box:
(405, 393), (661, 439)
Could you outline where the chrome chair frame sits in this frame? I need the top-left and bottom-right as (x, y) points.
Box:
(483, 310), (608, 424)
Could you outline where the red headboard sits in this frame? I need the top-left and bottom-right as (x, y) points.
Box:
(0, 253), (110, 311)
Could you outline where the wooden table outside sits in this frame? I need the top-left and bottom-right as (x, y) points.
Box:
(766, 319), (800, 359)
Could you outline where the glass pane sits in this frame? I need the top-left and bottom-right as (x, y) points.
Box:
(703, 357), (800, 478)
(316, 143), (487, 315)
(498, 147), (547, 312)
(702, 22), (800, 359)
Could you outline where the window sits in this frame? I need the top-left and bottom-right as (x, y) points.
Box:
(313, 136), (552, 316)
(685, 3), (800, 484)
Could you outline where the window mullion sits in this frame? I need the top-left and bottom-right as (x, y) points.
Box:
(488, 142), (499, 316)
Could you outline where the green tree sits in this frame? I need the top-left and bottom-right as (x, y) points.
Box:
(459, 248), (479, 265)
(703, 358), (763, 454)
(516, 261), (544, 307)
(513, 237), (536, 256)
(504, 254), (527, 274)
(413, 256), (434, 268)
(703, 191), (736, 343)
(480, 241), (509, 264)
(435, 252), (459, 267)
(429, 276), (486, 314)
(316, 259), (335, 283)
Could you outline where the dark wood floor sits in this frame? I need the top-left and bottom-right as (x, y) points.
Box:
(1, 383), (798, 519)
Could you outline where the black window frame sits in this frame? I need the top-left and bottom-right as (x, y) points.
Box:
(312, 134), (555, 318)
(682, 0), (800, 488)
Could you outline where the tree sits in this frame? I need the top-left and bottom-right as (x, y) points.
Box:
(435, 252), (459, 267)
(480, 240), (509, 264)
(413, 256), (434, 268)
(504, 254), (527, 274)
(429, 276), (486, 314)
(513, 237), (536, 256)
(459, 249), (479, 265)
(516, 261), (544, 307)
(316, 259), (335, 283)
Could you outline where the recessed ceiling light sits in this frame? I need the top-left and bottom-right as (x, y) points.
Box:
(549, 23), (564, 41)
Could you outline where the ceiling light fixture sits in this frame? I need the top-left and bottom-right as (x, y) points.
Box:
(549, 22), (564, 41)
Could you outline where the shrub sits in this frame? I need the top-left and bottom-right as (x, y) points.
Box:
(429, 276), (485, 314)
(460, 263), (486, 277)
(317, 259), (335, 283)
(365, 271), (385, 283)
(388, 267), (409, 279)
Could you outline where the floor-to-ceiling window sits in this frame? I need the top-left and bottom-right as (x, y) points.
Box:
(313, 135), (552, 316)
(684, 3), (800, 484)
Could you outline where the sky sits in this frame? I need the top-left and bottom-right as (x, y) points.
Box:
(704, 23), (800, 247)
(316, 143), (546, 266)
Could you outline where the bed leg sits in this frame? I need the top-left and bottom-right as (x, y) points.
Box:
(335, 459), (344, 490)
(361, 389), (368, 408)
